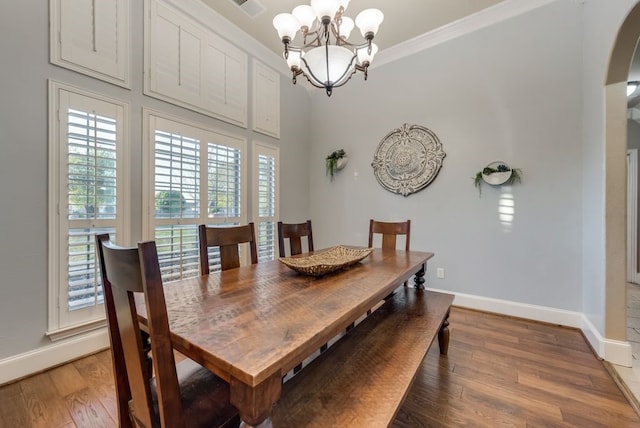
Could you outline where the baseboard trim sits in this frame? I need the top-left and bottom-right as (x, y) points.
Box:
(581, 314), (633, 367)
(434, 288), (583, 326)
(0, 328), (109, 385)
(429, 288), (632, 366)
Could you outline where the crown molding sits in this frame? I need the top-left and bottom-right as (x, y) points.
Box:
(373, 0), (560, 69)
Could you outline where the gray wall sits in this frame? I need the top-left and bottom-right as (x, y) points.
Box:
(0, 2), (310, 359)
(307, 0), (584, 310)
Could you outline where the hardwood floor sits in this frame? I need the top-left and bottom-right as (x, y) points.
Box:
(394, 307), (640, 427)
(1, 307), (638, 427)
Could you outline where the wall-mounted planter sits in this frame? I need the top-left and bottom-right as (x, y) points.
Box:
(326, 149), (347, 180)
(474, 161), (522, 196)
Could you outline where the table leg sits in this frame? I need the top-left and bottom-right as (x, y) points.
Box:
(413, 263), (426, 289)
(438, 308), (451, 355)
(230, 371), (281, 427)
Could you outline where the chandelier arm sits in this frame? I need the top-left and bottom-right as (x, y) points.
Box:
(291, 68), (303, 85)
(355, 64), (368, 80)
(304, 27), (324, 47)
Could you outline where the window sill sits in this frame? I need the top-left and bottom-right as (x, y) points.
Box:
(46, 318), (107, 342)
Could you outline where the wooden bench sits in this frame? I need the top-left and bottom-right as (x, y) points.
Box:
(271, 288), (454, 427)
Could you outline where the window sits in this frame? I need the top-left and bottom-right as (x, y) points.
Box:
(144, 112), (246, 280)
(48, 81), (129, 336)
(253, 142), (279, 262)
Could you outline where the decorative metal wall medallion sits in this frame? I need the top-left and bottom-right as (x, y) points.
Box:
(371, 123), (446, 196)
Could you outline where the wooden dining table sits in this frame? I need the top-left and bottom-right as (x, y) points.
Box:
(136, 247), (434, 427)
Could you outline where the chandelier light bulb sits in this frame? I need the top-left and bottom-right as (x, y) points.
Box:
(292, 5), (316, 30)
(339, 16), (354, 40)
(273, 13), (300, 42)
(286, 49), (303, 70)
(356, 43), (378, 65)
(355, 8), (384, 38)
(311, 0), (340, 21)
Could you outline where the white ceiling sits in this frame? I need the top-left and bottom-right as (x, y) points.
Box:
(200, 0), (508, 56)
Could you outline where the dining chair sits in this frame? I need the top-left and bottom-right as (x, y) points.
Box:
(368, 219), (411, 252)
(366, 219), (412, 313)
(277, 220), (314, 257)
(95, 234), (239, 428)
(277, 220), (325, 372)
(198, 223), (258, 274)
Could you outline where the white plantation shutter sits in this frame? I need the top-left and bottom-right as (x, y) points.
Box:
(204, 40), (246, 122)
(146, 114), (246, 281)
(146, 0), (247, 127)
(52, 0), (131, 87)
(149, 2), (203, 105)
(254, 142), (279, 261)
(153, 130), (201, 280)
(49, 81), (128, 333)
(66, 109), (118, 311)
(252, 61), (280, 138)
(208, 144), (242, 220)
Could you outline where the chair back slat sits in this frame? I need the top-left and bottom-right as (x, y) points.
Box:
(278, 220), (314, 257)
(198, 223), (258, 273)
(95, 234), (133, 428)
(368, 219), (411, 251)
(96, 235), (184, 428)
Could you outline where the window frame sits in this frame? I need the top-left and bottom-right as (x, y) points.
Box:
(253, 141), (280, 262)
(142, 109), (248, 278)
(47, 80), (130, 340)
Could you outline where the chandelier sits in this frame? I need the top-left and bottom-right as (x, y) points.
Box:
(272, 0), (384, 96)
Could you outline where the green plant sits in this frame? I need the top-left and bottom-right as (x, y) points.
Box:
(155, 190), (186, 215)
(326, 149), (346, 180)
(473, 164), (522, 196)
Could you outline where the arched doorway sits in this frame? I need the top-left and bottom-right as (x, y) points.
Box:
(606, 2), (640, 361)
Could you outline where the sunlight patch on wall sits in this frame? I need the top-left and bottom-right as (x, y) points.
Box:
(498, 186), (515, 232)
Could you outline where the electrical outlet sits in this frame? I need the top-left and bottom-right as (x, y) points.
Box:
(436, 268), (445, 279)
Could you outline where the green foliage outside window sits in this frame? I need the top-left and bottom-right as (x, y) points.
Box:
(155, 190), (186, 215)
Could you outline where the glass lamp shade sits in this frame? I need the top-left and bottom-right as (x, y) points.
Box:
(357, 43), (378, 65)
(311, 0), (339, 21)
(355, 8), (384, 37)
(292, 5), (316, 30)
(286, 49), (302, 70)
(301, 45), (356, 87)
(273, 13), (300, 41)
(338, 16), (354, 39)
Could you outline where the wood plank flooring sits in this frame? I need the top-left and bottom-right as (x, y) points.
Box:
(394, 307), (640, 427)
(1, 307), (638, 427)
